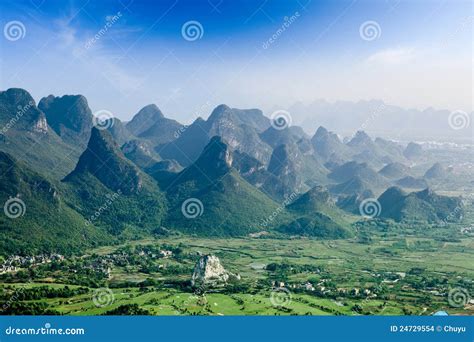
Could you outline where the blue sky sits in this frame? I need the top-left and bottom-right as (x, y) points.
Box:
(0, 0), (472, 123)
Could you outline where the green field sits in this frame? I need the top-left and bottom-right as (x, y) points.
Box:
(1, 231), (473, 316)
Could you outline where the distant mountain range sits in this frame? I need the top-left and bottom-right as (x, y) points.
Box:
(281, 99), (473, 142)
(0, 88), (467, 255)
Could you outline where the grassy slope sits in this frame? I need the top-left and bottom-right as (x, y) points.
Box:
(0, 152), (111, 255)
(165, 169), (287, 236)
(62, 171), (167, 237)
(0, 132), (81, 181)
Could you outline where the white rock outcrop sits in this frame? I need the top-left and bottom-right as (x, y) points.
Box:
(191, 254), (231, 287)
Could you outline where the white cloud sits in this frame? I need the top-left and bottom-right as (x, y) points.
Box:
(366, 48), (415, 65)
(50, 16), (144, 95)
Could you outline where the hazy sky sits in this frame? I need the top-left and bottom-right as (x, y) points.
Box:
(1, 0), (472, 123)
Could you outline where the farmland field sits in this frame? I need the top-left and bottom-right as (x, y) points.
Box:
(2, 231), (473, 316)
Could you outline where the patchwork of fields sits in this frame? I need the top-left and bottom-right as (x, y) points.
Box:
(2, 233), (473, 316)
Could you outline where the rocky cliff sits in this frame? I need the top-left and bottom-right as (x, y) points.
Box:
(191, 254), (240, 287)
